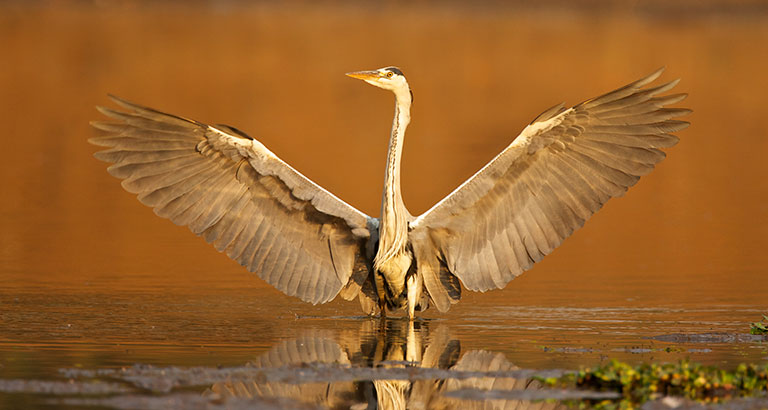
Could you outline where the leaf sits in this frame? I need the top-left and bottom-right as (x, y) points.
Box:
(749, 322), (768, 335)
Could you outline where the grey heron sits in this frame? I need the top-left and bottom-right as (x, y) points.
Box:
(90, 66), (689, 319)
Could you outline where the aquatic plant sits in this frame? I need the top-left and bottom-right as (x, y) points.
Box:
(750, 315), (768, 335)
(537, 359), (768, 408)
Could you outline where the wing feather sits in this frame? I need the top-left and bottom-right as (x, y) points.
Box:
(209, 191), (252, 249)
(91, 96), (374, 305)
(411, 68), (689, 294)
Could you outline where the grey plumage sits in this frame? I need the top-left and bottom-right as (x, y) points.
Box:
(409, 67), (689, 310)
(91, 67), (689, 317)
(91, 96), (373, 306)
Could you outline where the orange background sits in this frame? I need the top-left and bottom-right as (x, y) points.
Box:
(1, 1), (767, 315)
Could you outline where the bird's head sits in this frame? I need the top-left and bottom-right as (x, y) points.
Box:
(346, 66), (412, 103)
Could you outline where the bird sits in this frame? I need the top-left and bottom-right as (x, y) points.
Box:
(90, 66), (690, 320)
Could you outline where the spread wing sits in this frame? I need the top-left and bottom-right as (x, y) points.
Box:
(411, 68), (690, 308)
(90, 96), (376, 305)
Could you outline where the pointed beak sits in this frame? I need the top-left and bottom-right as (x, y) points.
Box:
(345, 70), (380, 81)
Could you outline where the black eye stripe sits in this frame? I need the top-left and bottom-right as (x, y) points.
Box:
(385, 67), (404, 76)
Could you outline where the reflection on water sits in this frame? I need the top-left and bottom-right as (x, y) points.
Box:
(1, 310), (764, 408)
(9, 319), (623, 408)
(204, 320), (570, 409)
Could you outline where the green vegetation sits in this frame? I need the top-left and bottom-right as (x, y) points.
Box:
(537, 359), (768, 408)
(750, 315), (768, 335)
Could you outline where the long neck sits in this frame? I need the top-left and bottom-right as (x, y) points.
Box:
(382, 95), (411, 219)
(376, 90), (411, 267)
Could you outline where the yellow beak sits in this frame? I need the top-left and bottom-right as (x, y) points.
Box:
(345, 70), (380, 81)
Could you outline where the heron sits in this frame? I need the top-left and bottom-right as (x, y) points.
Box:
(90, 66), (689, 320)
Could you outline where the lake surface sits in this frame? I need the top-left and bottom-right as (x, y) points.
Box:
(1, 2), (767, 408)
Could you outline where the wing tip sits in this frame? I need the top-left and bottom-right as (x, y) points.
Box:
(638, 66), (666, 86)
(623, 66), (666, 90)
(672, 119), (691, 132)
(99, 94), (204, 128)
(88, 136), (113, 148)
(649, 65), (666, 78)
(90, 120), (121, 132)
(105, 94), (139, 112)
(95, 105), (120, 118)
(666, 77), (681, 88)
(92, 149), (113, 162)
(87, 135), (115, 148)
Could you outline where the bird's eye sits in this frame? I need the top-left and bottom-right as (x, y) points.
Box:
(386, 72), (394, 78)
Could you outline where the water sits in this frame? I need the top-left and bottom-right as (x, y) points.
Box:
(1, 2), (768, 408)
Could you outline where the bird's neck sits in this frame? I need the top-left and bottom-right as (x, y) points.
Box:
(383, 93), (410, 216)
(375, 91), (412, 276)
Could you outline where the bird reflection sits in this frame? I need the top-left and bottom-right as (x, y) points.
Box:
(204, 320), (565, 409)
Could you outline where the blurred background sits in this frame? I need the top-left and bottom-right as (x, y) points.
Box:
(1, 0), (767, 371)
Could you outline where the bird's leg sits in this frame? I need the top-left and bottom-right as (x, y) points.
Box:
(406, 272), (423, 321)
(375, 271), (387, 318)
(379, 298), (387, 318)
